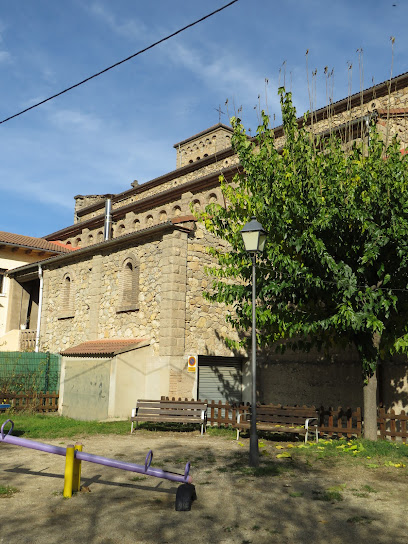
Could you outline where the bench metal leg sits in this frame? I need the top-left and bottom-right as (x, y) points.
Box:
(131, 408), (136, 433)
(304, 418), (318, 444)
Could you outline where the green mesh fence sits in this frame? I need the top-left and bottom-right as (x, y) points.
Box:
(0, 352), (60, 393)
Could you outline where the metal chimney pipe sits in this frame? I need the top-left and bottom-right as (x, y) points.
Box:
(104, 196), (113, 241)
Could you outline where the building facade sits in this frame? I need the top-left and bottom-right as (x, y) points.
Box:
(0, 232), (74, 351)
(7, 73), (408, 417)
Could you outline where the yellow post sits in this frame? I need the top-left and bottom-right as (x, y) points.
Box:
(73, 443), (83, 493)
(63, 445), (75, 498)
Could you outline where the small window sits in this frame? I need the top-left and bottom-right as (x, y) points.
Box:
(117, 257), (139, 313)
(117, 224), (126, 236)
(59, 273), (75, 319)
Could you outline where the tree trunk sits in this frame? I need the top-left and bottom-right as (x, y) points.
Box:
(363, 371), (378, 440)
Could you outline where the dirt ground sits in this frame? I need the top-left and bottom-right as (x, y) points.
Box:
(1, 429), (407, 544)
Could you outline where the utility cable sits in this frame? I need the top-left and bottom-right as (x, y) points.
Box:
(0, 0), (239, 125)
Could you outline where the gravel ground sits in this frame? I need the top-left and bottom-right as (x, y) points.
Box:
(1, 430), (407, 544)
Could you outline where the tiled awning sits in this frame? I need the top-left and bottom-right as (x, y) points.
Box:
(61, 338), (147, 357)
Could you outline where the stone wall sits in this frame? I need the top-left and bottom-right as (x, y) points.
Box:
(64, 186), (226, 248)
(75, 156), (238, 227)
(175, 125), (234, 168)
(40, 236), (162, 354)
(185, 226), (242, 358)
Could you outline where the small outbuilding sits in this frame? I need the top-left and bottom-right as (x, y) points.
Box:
(59, 338), (155, 420)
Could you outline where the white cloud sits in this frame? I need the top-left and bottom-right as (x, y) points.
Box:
(49, 109), (103, 132)
(170, 42), (266, 99)
(89, 3), (148, 42)
(0, 50), (11, 63)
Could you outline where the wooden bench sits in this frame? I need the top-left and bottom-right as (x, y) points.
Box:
(0, 404), (10, 412)
(234, 404), (319, 443)
(131, 399), (207, 435)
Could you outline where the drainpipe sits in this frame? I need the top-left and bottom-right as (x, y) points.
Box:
(104, 195), (113, 241)
(35, 265), (43, 352)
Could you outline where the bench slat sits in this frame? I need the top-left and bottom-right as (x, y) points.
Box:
(136, 401), (207, 410)
(131, 399), (207, 435)
(234, 405), (318, 443)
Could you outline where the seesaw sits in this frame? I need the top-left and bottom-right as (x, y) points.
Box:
(0, 419), (196, 511)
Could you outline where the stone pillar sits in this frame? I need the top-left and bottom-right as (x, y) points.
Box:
(159, 230), (188, 358)
(159, 229), (195, 398)
(180, 191), (193, 217)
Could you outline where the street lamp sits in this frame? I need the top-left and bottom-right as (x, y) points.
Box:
(240, 216), (267, 467)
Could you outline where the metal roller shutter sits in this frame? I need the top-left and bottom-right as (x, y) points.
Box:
(198, 356), (243, 404)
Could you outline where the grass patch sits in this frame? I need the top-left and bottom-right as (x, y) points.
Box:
(129, 476), (147, 482)
(206, 426), (236, 439)
(352, 484), (378, 498)
(289, 437), (408, 468)
(0, 414), (130, 439)
(347, 516), (374, 525)
(362, 484), (377, 493)
(0, 485), (19, 498)
(312, 486), (344, 502)
(289, 491), (304, 497)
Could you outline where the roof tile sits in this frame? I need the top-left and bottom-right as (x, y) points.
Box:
(0, 231), (75, 253)
(61, 339), (146, 357)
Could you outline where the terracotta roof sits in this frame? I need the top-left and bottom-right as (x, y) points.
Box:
(0, 231), (75, 253)
(60, 338), (147, 357)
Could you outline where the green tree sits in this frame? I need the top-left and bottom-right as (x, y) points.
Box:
(200, 89), (408, 439)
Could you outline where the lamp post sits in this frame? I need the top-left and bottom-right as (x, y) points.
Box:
(240, 216), (267, 467)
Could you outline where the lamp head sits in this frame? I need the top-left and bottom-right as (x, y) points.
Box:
(240, 216), (267, 253)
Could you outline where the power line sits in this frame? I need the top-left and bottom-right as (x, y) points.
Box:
(0, 0), (239, 125)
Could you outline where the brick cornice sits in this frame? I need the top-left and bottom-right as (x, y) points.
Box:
(45, 165), (238, 240)
(9, 221), (194, 279)
(73, 147), (237, 219)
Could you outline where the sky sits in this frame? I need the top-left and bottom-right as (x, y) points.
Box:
(0, 0), (407, 238)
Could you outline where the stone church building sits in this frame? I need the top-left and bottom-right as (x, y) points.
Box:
(6, 72), (408, 419)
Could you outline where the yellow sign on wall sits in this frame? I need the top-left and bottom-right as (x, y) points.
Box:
(187, 356), (197, 373)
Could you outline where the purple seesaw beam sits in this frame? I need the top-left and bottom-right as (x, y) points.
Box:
(0, 419), (192, 484)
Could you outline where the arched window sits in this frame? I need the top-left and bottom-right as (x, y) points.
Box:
(116, 223), (126, 237)
(117, 256), (139, 313)
(59, 273), (75, 319)
(173, 205), (182, 217)
(97, 231), (104, 242)
(159, 210), (167, 222)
